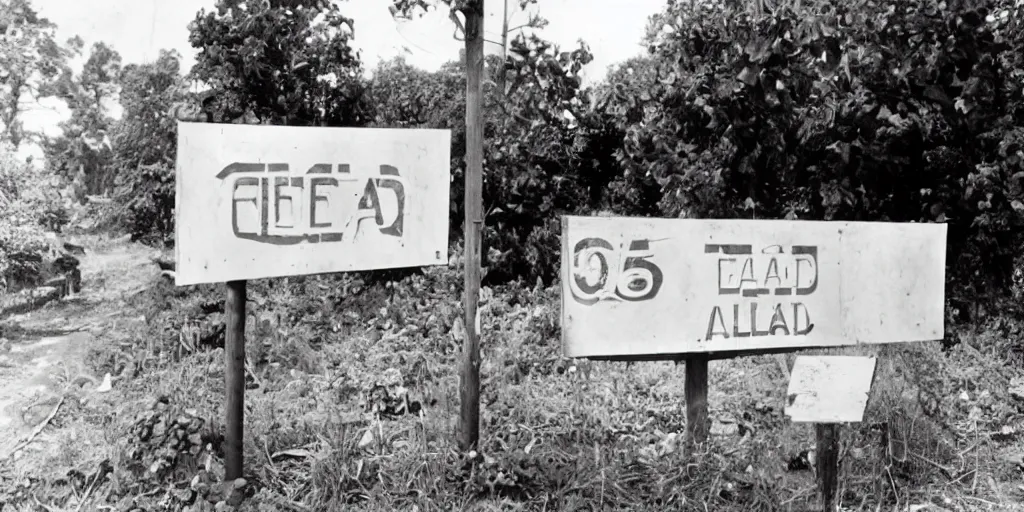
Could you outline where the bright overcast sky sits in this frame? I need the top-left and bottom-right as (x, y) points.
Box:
(18, 0), (664, 161)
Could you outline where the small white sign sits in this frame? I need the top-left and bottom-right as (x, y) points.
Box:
(785, 355), (877, 423)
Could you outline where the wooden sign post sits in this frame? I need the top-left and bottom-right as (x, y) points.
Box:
(175, 123), (451, 479)
(786, 355), (878, 509)
(560, 216), (946, 462)
(685, 355), (709, 446)
(224, 280), (246, 480)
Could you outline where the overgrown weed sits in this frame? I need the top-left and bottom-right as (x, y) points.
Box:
(5, 256), (1023, 511)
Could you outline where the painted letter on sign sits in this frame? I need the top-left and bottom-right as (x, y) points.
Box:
(560, 216), (947, 359)
(218, 162), (407, 244)
(175, 123), (451, 285)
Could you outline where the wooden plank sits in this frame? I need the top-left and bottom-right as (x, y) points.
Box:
(816, 423), (840, 510)
(685, 356), (709, 447)
(785, 355), (877, 423)
(224, 280), (246, 480)
(458, 0), (484, 452)
(174, 124), (452, 285)
(560, 216), (946, 359)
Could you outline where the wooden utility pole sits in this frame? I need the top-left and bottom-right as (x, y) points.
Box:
(458, 0), (485, 452)
(224, 280), (247, 479)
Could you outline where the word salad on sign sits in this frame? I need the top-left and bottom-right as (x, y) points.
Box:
(175, 124), (451, 285)
(560, 216), (946, 359)
(703, 244), (817, 341)
(220, 162), (406, 244)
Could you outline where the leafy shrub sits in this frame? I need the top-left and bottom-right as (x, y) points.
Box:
(580, 0), (1024, 323)
(109, 50), (187, 246)
(188, 0), (371, 128)
(115, 162), (175, 246)
(367, 36), (604, 284)
(0, 222), (51, 290)
(0, 143), (72, 289)
(42, 42), (122, 200)
(36, 202), (70, 233)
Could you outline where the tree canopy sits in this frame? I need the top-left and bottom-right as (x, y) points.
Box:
(618, 0), (1024, 315)
(109, 50), (189, 245)
(43, 42), (122, 200)
(187, 0), (370, 126)
(0, 0), (78, 148)
(2, 0), (1020, 320)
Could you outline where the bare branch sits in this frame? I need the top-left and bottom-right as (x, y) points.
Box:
(505, 23), (535, 33)
(449, 9), (467, 40)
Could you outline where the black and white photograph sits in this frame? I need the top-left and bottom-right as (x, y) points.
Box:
(0, 0), (1023, 510)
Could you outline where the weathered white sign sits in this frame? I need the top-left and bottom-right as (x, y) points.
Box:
(785, 356), (878, 423)
(175, 123), (451, 285)
(560, 216), (946, 359)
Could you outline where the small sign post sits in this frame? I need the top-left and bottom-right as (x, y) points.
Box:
(224, 280), (245, 480)
(560, 215), (946, 466)
(175, 123), (451, 479)
(786, 355), (878, 509)
(685, 355), (709, 446)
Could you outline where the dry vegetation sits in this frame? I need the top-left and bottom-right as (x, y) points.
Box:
(1, 237), (1022, 512)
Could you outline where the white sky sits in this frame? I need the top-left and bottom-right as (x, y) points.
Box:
(17, 0), (663, 162)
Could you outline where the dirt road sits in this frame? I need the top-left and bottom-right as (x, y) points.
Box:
(0, 237), (160, 468)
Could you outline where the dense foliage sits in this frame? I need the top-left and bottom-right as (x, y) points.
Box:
(0, 0), (84, 291)
(108, 50), (189, 246)
(0, 142), (68, 289)
(97, 0), (1024, 305)
(0, 0), (77, 149)
(616, 0), (1024, 318)
(2, 0), (1023, 314)
(187, 0), (371, 126)
(6, 243), (1008, 511)
(381, 0), (1024, 310)
(480, 35), (598, 282)
(42, 42), (122, 200)
(7, 0), (1024, 304)
(3, 1), (1024, 510)
(376, 3), (609, 283)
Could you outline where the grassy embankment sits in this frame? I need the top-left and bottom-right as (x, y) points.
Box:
(2, 237), (1023, 511)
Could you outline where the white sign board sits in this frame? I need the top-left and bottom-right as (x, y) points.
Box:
(175, 123), (451, 285)
(560, 216), (946, 359)
(785, 356), (877, 423)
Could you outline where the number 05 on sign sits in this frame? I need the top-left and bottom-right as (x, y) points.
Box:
(560, 216), (947, 359)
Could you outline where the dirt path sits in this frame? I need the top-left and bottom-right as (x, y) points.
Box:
(0, 236), (160, 466)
